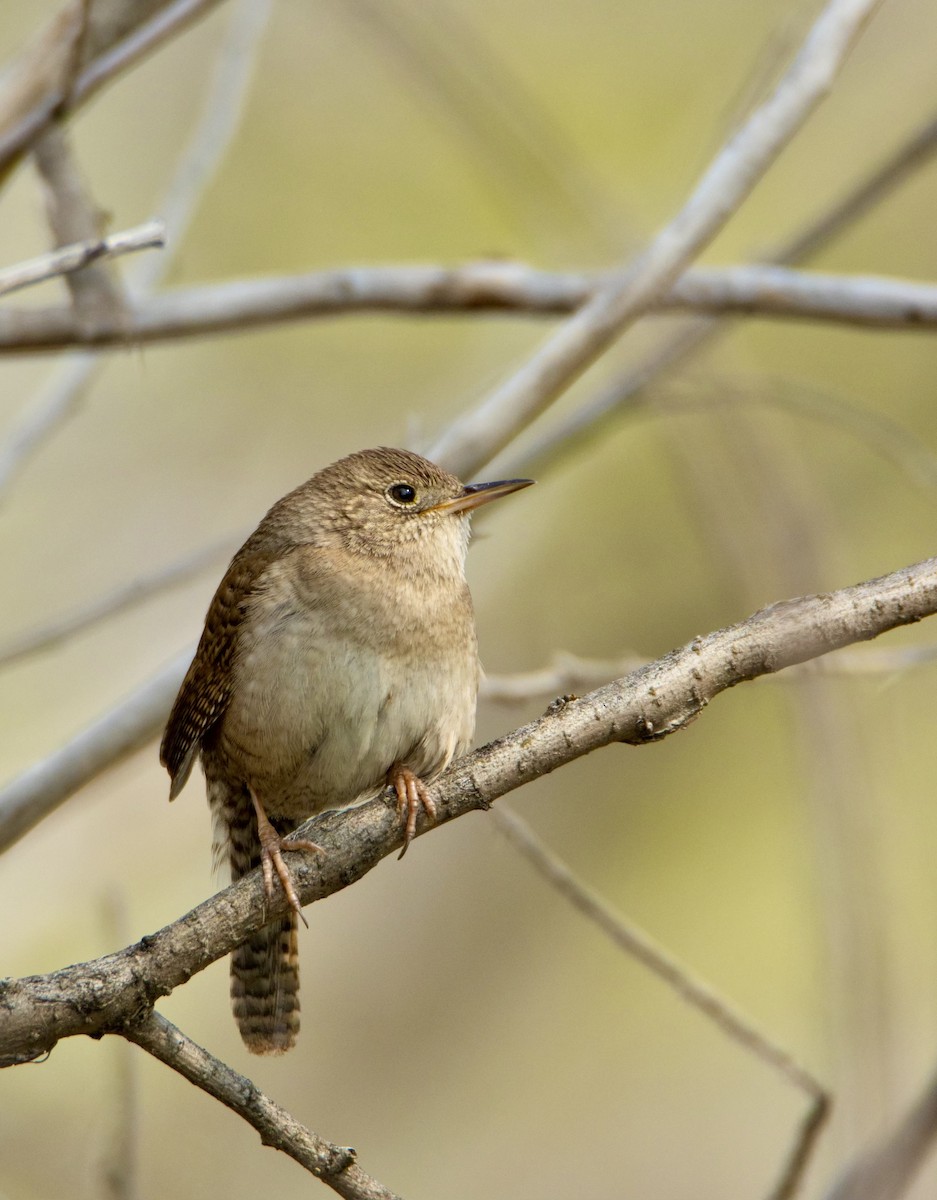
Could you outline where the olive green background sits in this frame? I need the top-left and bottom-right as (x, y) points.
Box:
(3, 1), (937, 1197)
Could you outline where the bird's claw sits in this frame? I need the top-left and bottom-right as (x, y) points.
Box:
(250, 790), (323, 929)
(389, 765), (437, 859)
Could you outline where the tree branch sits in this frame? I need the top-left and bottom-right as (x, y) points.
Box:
(823, 1057), (937, 1200)
(0, 219), (165, 299)
(491, 806), (830, 1200)
(500, 99), (937, 484)
(0, 0), (270, 502)
(2, 552), (936, 1067)
(0, 0), (227, 181)
(2, 261), (937, 352)
(0, 536), (230, 669)
(124, 1012), (400, 1199)
(0, 648), (193, 854)
(428, 0), (882, 477)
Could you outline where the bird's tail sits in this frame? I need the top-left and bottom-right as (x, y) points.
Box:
(210, 778), (301, 1054)
(230, 911), (300, 1055)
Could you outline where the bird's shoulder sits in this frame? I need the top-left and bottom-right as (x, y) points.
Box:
(159, 532), (295, 797)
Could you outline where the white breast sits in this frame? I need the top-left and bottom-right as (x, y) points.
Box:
(218, 548), (478, 821)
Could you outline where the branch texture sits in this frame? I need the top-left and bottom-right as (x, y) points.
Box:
(2, 261), (936, 353)
(2, 553), (935, 1067)
(126, 1012), (400, 1200)
(0, 219), (164, 299)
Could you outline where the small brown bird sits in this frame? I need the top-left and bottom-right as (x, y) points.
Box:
(160, 447), (532, 1054)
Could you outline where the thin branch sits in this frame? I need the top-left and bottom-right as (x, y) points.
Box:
(776, 110), (937, 264)
(427, 0), (882, 478)
(0, 0), (271, 502)
(0, 648), (192, 855)
(0, 219), (165, 300)
(481, 642), (937, 704)
(32, 118), (124, 322)
(2, 552), (936, 1064)
(124, 1012), (400, 1200)
(490, 807), (822, 1091)
(482, 651), (648, 702)
(5, 560), (933, 861)
(507, 101), (937, 482)
(0, 536), (232, 669)
(823, 1059), (937, 1200)
(0, 0), (227, 181)
(490, 807), (829, 1200)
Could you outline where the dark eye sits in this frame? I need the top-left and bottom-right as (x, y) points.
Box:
(387, 483), (417, 505)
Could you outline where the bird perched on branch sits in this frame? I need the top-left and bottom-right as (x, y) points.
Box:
(160, 447), (533, 1054)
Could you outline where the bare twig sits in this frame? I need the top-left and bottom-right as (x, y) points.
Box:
(481, 642), (937, 704)
(124, 1012), (400, 1200)
(0, 0), (227, 180)
(776, 110), (937, 264)
(0, 219), (165, 300)
(0, 647), (192, 855)
(0, 536), (231, 669)
(427, 0), (882, 478)
(481, 651), (648, 702)
(507, 101), (937, 482)
(2, 552), (937, 1062)
(32, 121), (127, 324)
(490, 807), (821, 1091)
(491, 806), (829, 1200)
(0, 0), (271, 501)
(5, 556), (933, 862)
(823, 1059), (937, 1200)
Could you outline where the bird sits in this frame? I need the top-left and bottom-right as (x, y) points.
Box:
(160, 447), (533, 1054)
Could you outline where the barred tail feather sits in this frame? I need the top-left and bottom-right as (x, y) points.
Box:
(207, 772), (302, 1054)
(231, 916), (300, 1054)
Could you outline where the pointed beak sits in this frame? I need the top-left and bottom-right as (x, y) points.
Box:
(428, 477), (534, 515)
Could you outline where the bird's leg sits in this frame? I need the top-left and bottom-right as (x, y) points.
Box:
(248, 789), (324, 929)
(389, 765), (438, 859)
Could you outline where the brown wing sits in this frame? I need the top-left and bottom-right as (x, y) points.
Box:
(160, 540), (282, 799)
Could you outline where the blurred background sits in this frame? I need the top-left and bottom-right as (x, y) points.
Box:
(3, 0), (937, 1197)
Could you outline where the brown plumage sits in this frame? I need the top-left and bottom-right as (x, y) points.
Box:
(160, 447), (532, 1054)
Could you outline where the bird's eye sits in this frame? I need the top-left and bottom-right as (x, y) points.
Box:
(387, 483), (417, 505)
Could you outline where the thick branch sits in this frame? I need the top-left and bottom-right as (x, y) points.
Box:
(2, 553), (935, 1067)
(1, 261), (935, 353)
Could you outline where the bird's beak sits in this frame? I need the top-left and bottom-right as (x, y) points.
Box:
(428, 477), (534, 515)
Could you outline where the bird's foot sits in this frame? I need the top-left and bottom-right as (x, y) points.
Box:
(249, 790), (324, 929)
(389, 765), (437, 859)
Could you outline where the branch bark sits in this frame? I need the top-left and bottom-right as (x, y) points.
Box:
(125, 1012), (400, 1200)
(2, 552), (935, 1067)
(2, 261), (937, 353)
(0, 219), (165, 299)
